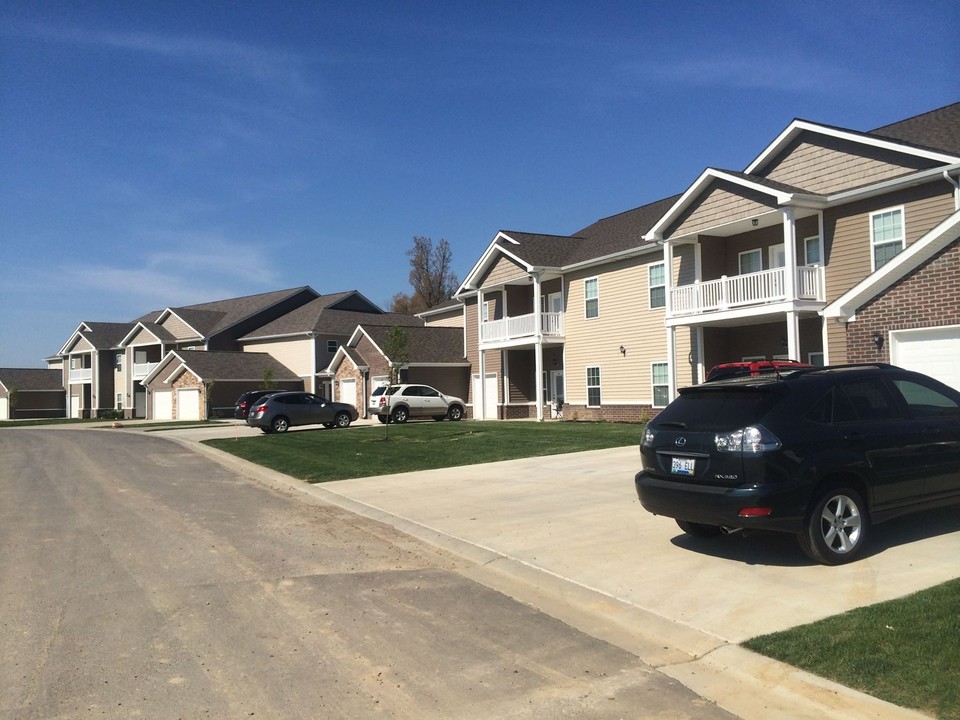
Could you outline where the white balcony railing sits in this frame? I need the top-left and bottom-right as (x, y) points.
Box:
(132, 362), (159, 379)
(69, 368), (92, 383)
(480, 311), (564, 344)
(670, 266), (824, 316)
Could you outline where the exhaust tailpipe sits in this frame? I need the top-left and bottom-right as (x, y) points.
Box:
(720, 526), (743, 535)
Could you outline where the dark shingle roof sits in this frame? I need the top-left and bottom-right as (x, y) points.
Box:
(868, 102), (960, 157)
(167, 350), (300, 381)
(81, 322), (137, 350)
(359, 325), (466, 364)
(0, 368), (64, 391)
(241, 293), (421, 339)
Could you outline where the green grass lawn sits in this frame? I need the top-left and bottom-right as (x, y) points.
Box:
(743, 578), (960, 720)
(204, 419), (640, 483)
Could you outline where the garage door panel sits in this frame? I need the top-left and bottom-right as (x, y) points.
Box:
(177, 389), (201, 421)
(154, 391), (173, 420)
(891, 326), (960, 392)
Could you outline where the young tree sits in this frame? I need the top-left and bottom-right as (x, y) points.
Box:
(392, 236), (458, 314)
(383, 326), (410, 385)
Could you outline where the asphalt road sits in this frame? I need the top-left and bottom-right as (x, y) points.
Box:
(0, 428), (735, 720)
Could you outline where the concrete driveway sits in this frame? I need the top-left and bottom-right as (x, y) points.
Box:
(167, 423), (958, 719)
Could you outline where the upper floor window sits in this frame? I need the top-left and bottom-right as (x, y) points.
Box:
(584, 278), (599, 319)
(739, 248), (762, 274)
(871, 207), (905, 271)
(482, 300), (492, 322)
(804, 235), (822, 266)
(327, 340), (338, 353)
(648, 263), (665, 309)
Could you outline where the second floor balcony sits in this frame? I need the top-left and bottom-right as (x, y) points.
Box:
(670, 265), (824, 317)
(69, 368), (92, 383)
(132, 361), (160, 379)
(480, 311), (564, 345)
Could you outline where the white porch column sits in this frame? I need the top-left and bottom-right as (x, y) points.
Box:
(476, 290), (486, 420)
(786, 311), (801, 362)
(666, 326), (677, 401)
(782, 208), (797, 301)
(533, 273), (544, 421)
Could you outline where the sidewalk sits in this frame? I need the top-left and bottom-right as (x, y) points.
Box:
(166, 424), (952, 720)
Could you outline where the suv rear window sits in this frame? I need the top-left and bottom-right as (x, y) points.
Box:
(657, 388), (783, 430)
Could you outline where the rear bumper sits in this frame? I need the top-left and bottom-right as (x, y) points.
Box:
(635, 471), (809, 533)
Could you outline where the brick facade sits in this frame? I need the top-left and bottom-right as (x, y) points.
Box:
(846, 241), (960, 363)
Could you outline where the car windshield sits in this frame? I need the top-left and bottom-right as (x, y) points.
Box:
(656, 387), (784, 430)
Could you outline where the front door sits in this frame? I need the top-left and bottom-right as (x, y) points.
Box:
(550, 370), (564, 417)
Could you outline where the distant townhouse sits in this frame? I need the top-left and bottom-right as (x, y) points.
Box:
(446, 102), (960, 421)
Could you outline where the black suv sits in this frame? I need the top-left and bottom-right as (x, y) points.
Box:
(233, 390), (276, 419)
(635, 364), (960, 564)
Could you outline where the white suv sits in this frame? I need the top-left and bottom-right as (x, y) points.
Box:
(371, 384), (466, 424)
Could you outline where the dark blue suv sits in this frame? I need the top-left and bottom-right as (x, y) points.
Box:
(635, 364), (960, 564)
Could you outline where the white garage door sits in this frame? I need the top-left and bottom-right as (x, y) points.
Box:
(890, 326), (960, 391)
(339, 378), (356, 407)
(177, 389), (201, 420)
(472, 373), (498, 420)
(0, 397), (8, 420)
(154, 390), (173, 420)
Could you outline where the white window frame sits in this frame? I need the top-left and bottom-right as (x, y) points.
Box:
(584, 277), (599, 319)
(586, 366), (601, 407)
(803, 235), (823, 266)
(808, 351), (825, 367)
(648, 263), (665, 309)
(870, 206), (905, 271)
(768, 243), (785, 269)
(739, 248), (762, 274)
(481, 300), (492, 322)
(651, 362), (669, 408)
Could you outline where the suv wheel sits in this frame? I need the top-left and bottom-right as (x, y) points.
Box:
(447, 405), (464, 421)
(799, 486), (869, 565)
(271, 416), (290, 434)
(676, 519), (723, 538)
(391, 406), (409, 424)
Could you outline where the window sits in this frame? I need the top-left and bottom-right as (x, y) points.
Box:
(584, 278), (599, 318)
(327, 340), (338, 353)
(768, 244), (785, 269)
(739, 249), (762, 274)
(893, 379), (960, 418)
(652, 362), (669, 407)
(648, 263), (665, 309)
(115, 352), (123, 370)
(808, 351), (825, 367)
(481, 300), (493, 322)
(804, 235), (822, 266)
(586, 366), (601, 406)
(871, 207), (905, 270)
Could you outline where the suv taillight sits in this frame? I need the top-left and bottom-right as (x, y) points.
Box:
(714, 425), (780, 454)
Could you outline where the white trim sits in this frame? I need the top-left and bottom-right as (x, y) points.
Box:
(823, 209), (960, 321)
(651, 361), (669, 408)
(585, 365), (601, 407)
(648, 262), (666, 309)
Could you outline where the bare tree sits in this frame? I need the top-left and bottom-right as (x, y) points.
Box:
(395, 236), (458, 314)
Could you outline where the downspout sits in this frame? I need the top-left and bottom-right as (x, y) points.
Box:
(944, 170), (960, 210)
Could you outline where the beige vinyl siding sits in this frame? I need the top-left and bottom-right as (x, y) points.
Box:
(127, 326), (159, 345)
(669, 180), (778, 238)
(159, 313), (199, 342)
(761, 133), (937, 195)
(242, 338), (313, 377)
(68, 336), (94, 353)
(564, 251), (692, 406)
(421, 307), (463, 328)
(824, 186), (955, 305)
(481, 254), (528, 286)
(463, 296), (501, 405)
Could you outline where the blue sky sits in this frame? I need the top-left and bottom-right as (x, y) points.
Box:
(1, 1), (957, 367)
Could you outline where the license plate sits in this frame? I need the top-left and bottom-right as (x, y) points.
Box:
(671, 457), (696, 476)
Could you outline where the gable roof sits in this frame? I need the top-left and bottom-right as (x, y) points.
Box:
(240, 292), (422, 341)
(868, 102), (960, 157)
(823, 209), (960, 322)
(349, 325), (466, 365)
(58, 321), (136, 355)
(0, 368), (64, 392)
(144, 286), (320, 341)
(142, 349), (300, 385)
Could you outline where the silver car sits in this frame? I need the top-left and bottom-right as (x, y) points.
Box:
(246, 391), (358, 433)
